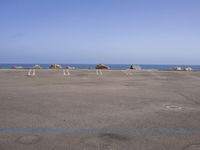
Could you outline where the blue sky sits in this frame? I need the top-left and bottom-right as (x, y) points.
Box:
(0, 0), (200, 64)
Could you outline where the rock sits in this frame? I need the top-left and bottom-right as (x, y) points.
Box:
(95, 64), (110, 69)
(184, 67), (192, 71)
(130, 65), (142, 70)
(175, 67), (182, 71)
(49, 64), (62, 69)
(33, 64), (42, 69)
(11, 66), (23, 69)
(66, 66), (76, 69)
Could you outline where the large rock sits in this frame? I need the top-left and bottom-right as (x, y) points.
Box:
(33, 64), (42, 69)
(66, 66), (76, 69)
(175, 67), (182, 71)
(184, 67), (192, 71)
(49, 64), (62, 69)
(130, 65), (142, 70)
(95, 64), (110, 69)
(11, 66), (23, 69)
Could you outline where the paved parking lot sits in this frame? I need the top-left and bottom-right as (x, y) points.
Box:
(0, 69), (200, 150)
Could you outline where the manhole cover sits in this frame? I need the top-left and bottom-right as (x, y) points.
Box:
(183, 143), (200, 150)
(16, 135), (41, 145)
(166, 105), (183, 110)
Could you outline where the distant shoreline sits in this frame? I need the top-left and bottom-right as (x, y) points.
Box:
(1, 64), (200, 71)
(0, 69), (200, 72)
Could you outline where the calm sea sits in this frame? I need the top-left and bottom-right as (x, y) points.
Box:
(0, 64), (200, 70)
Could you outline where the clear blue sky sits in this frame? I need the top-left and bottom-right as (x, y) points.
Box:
(0, 0), (200, 64)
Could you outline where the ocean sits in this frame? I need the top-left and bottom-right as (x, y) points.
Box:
(0, 64), (200, 70)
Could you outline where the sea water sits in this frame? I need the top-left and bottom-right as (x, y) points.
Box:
(0, 64), (200, 70)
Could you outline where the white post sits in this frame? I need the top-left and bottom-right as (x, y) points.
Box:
(66, 69), (70, 76)
(32, 69), (35, 76)
(63, 69), (66, 76)
(28, 69), (31, 76)
(100, 69), (103, 75)
(96, 69), (99, 75)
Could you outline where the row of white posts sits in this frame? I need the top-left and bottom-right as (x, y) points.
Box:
(27, 69), (105, 77)
(27, 69), (71, 76)
(27, 69), (35, 76)
(96, 69), (103, 75)
(63, 69), (70, 76)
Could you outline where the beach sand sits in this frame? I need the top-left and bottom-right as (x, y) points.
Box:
(0, 69), (200, 150)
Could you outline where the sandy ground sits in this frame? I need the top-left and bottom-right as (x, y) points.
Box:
(0, 69), (200, 150)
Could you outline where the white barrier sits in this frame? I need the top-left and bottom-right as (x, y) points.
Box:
(96, 69), (103, 75)
(66, 69), (70, 76)
(27, 69), (35, 76)
(32, 69), (35, 76)
(63, 69), (66, 76)
(63, 69), (70, 76)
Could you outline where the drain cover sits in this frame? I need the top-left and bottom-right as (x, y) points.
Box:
(16, 135), (41, 145)
(183, 143), (200, 150)
(166, 105), (183, 110)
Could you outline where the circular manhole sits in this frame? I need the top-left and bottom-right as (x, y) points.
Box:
(16, 135), (41, 145)
(166, 105), (183, 110)
(183, 143), (200, 150)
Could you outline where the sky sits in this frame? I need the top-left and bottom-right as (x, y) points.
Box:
(0, 0), (200, 64)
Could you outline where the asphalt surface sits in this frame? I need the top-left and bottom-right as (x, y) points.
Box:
(0, 69), (200, 150)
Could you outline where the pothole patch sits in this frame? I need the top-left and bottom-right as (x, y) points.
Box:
(81, 133), (129, 148)
(165, 105), (183, 110)
(16, 135), (41, 145)
(183, 143), (200, 150)
(81, 136), (109, 150)
(81, 136), (106, 146)
(99, 133), (129, 141)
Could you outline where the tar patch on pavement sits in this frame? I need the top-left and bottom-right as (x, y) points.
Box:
(183, 143), (200, 150)
(99, 133), (129, 141)
(80, 133), (130, 150)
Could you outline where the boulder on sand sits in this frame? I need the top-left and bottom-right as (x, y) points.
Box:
(49, 64), (62, 69)
(130, 65), (142, 70)
(66, 66), (76, 69)
(184, 67), (193, 71)
(175, 67), (182, 71)
(95, 64), (110, 69)
(33, 64), (42, 69)
(11, 66), (23, 69)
